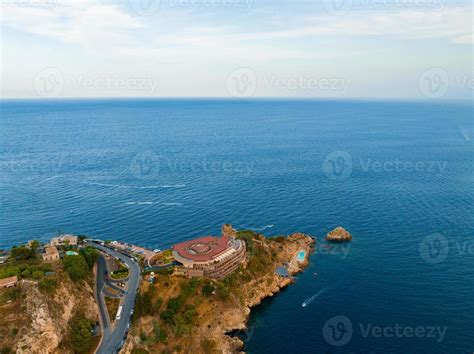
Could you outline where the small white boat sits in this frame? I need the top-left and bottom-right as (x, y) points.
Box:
(301, 294), (317, 307)
(301, 288), (326, 308)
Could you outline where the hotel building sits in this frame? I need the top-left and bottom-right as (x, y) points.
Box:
(172, 224), (246, 279)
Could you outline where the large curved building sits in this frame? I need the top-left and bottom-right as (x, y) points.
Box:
(172, 224), (246, 279)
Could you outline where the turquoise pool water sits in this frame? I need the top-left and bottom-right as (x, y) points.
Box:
(297, 250), (306, 262)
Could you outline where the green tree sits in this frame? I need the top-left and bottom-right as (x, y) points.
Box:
(31, 271), (44, 279)
(160, 309), (176, 324)
(167, 297), (181, 313)
(38, 278), (57, 294)
(131, 349), (149, 354)
(202, 282), (214, 296)
(63, 255), (88, 281)
(10, 246), (35, 260)
(151, 297), (163, 315)
(143, 290), (153, 315)
(69, 314), (93, 353)
(152, 320), (167, 343)
(29, 240), (40, 252)
(79, 247), (99, 269)
(183, 305), (197, 323)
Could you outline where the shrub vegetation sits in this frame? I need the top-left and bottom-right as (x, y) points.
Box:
(62, 255), (89, 282)
(69, 314), (94, 353)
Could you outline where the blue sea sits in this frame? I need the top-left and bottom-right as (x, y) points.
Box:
(0, 99), (473, 353)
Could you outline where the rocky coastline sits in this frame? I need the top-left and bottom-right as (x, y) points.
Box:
(216, 233), (314, 353)
(123, 231), (315, 354)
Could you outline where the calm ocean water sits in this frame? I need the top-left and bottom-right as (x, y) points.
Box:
(0, 99), (473, 352)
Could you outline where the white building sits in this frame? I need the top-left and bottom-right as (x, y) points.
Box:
(50, 234), (78, 246)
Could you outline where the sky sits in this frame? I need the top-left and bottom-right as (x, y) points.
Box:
(0, 0), (472, 100)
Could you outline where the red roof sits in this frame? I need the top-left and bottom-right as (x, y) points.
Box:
(172, 235), (230, 262)
(0, 276), (18, 287)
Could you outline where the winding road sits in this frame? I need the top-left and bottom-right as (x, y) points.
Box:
(86, 241), (141, 354)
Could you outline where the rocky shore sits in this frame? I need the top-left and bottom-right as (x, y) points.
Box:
(326, 227), (352, 242)
(216, 232), (314, 353)
(124, 231), (315, 354)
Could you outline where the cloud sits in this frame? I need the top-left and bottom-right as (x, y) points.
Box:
(236, 7), (472, 44)
(0, 2), (471, 98)
(1, 3), (471, 50)
(0, 2), (141, 47)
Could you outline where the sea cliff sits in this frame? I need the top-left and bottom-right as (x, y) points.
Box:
(0, 269), (98, 353)
(124, 230), (315, 353)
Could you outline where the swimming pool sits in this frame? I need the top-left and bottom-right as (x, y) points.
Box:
(297, 250), (306, 262)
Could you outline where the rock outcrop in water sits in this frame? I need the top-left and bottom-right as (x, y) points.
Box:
(326, 227), (352, 242)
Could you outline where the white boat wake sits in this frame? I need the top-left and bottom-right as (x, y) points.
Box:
(126, 201), (183, 206)
(301, 288), (328, 308)
(35, 175), (185, 189)
(125, 201), (154, 205)
(241, 224), (274, 231)
(459, 126), (470, 141)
